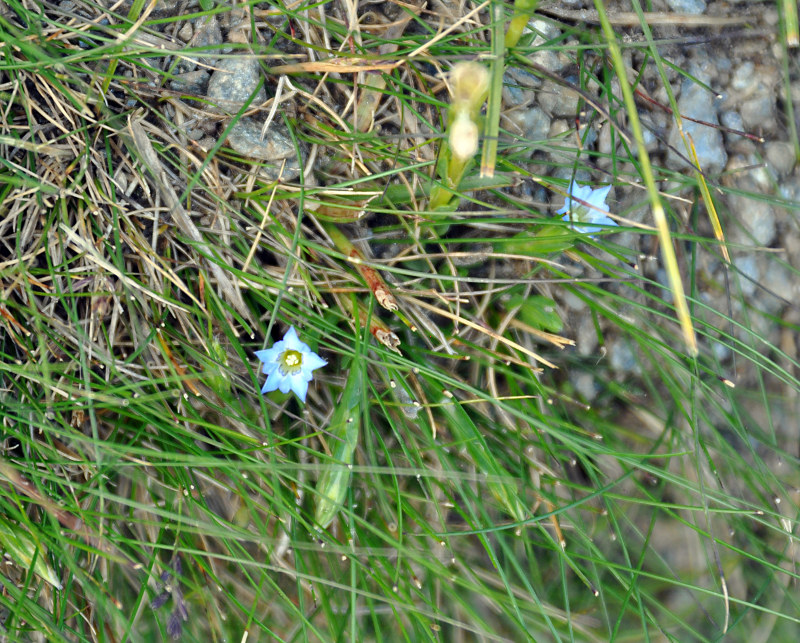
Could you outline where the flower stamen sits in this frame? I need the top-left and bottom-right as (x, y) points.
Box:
(279, 349), (303, 376)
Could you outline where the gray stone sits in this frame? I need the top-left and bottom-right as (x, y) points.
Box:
(527, 19), (561, 44)
(169, 71), (209, 95)
(726, 154), (776, 247)
(226, 117), (301, 181)
(502, 79), (528, 108)
(561, 290), (588, 312)
(575, 316), (599, 356)
(765, 142), (796, 176)
(502, 72), (533, 108)
(640, 127), (657, 152)
(183, 126), (205, 141)
(733, 254), (759, 298)
(502, 67), (541, 107)
(530, 49), (561, 76)
(525, 20), (563, 76)
(731, 62), (754, 92)
(758, 259), (797, 312)
(728, 191), (776, 247)
(667, 73), (727, 174)
(720, 110), (744, 137)
(177, 22), (193, 43)
(608, 339), (640, 376)
(505, 106), (551, 158)
(720, 110), (756, 154)
(666, 0), (706, 14)
(711, 340), (732, 363)
(571, 371), (599, 402)
(740, 90), (776, 132)
(191, 15), (223, 67)
(780, 178), (800, 203)
(207, 56), (267, 114)
(524, 107), (551, 143)
(537, 79), (581, 117)
(525, 20), (563, 74)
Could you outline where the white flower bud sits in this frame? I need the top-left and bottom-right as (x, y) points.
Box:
(450, 62), (490, 110)
(449, 111), (479, 162)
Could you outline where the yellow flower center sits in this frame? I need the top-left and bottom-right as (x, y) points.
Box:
(279, 349), (303, 376)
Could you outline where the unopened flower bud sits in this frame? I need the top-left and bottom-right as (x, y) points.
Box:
(449, 111), (479, 162)
(450, 61), (489, 112)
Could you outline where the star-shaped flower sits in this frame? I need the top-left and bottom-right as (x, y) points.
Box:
(255, 327), (326, 403)
(557, 180), (616, 235)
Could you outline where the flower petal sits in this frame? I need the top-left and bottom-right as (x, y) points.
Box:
(290, 377), (310, 403)
(302, 352), (327, 372)
(261, 360), (280, 376)
(255, 348), (278, 363)
(282, 327), (304, 351)
(261, 373), (282, 394)
(558, 181), (615, 235)
(588, 184), (612, 208)
(557, 181), (587, 214)
(276, 373), (294, 394)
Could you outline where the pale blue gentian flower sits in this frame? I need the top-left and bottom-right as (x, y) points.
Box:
(255, 327), (326, 402)
(557, 180), (616, 235)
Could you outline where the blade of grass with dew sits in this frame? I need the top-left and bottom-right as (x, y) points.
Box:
(778, 0), (800, 159)
(479, 1), (505, 178)
(434, 386), (527, 524)
(687, 132), (730, 264)
(782, 0), (799, 46)
(593, 0), (697, 356)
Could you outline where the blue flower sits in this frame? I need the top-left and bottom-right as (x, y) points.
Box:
(557, 180), (616, 235)
(255, 327), (326, 402)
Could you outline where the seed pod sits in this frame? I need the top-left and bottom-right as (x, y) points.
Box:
(314, 365), (364, 529)
(0, 516), (62, 589)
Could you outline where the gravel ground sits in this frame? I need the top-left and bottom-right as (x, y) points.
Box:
(519, 2), (800, 401)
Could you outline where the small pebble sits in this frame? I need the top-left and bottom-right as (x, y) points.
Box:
(226, 117), (302, 181)
(571, 371), (599, 402)
(733, 254), (759, 298)
(537, 79), (581, 117)
(206, 56), (267, 114)
(740, 90), (776, 132)
(666, 0), (706, 14)
(667, 70), (727, 174)
(177, 22), (192, 42)
(765, 142), (796, 176)
(191, 15), (223, 66)
(505, 107), (551, 158)
(728, 190), (776, 247)
(169, 71), (209, 95)
(731, 62), (754, 93)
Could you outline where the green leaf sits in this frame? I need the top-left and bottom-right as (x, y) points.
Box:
(506, 294), (563, 333)
(500, 227), (574, 256)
